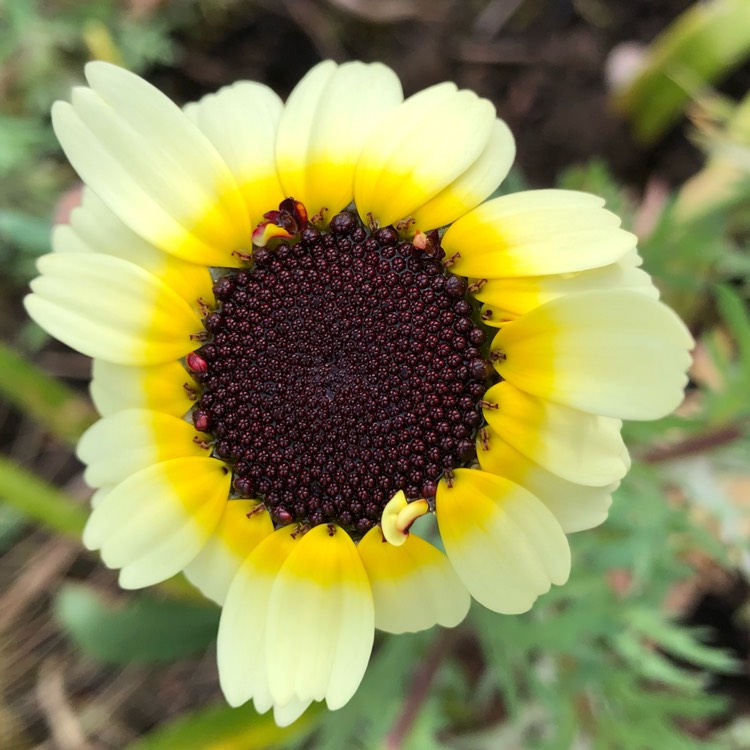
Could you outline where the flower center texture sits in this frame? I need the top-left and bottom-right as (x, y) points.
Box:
(190, 206), (494, 537)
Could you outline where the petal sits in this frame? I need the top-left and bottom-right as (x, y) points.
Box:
(443, 190), (636, 279)
(482, 381), (630, 486)
(491, 290), (694, 420)
(25, 253), (201, 365)
(358, 526), (470, 633)
(184, 501), (274, 605)
(436, 468), (570, 615)
(77, 408), (210, 487)
(276, 60), (403, 218)
(90, 359), (196, 417)
(184, 81), (286, 229)
(354, 83), (496, 229)
(90, 486), (112, 509)
(477, 426), (615, 532)
(476, 254), (659, 325)
(83, 456), (230, 588)
(217, 527), (299, 708)
(409, 118), (516, 231)
(272, 698), (312, 728)
(55, 188), (214, 311)
(52, 63), (250, 267)
(267, 525), (374, 709)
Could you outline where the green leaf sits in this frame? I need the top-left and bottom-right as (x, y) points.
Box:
(123, 701), (320, 750)
(613, 0), (750, 143)
(627, 607), (737, 674)
(54, 584), (220, 664)
(714, 283), (750, 383)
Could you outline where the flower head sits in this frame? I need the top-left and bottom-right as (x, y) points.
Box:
(25, 60), (693, 726)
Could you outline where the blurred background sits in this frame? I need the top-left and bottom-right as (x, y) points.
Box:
(1, 0), (750, 748)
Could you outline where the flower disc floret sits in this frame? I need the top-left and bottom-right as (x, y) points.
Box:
(191, 208), (491, 535)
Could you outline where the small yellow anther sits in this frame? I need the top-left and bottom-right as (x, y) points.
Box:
(381, 491), (430, 546)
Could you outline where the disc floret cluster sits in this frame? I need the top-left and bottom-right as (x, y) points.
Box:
(189, 204), (492, 536)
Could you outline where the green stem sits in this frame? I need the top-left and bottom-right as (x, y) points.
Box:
(0, 455), (87, 536)
(0, 341), (96, 445)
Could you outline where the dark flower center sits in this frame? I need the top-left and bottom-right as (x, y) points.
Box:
(189, 210), (492, 536)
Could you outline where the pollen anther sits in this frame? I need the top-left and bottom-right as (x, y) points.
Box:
(468, 279), (487, 293)
(381, 491), (430, 546)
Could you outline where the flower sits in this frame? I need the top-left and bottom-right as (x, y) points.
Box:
(25, 60), (693, 726)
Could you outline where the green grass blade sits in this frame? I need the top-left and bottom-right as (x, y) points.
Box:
(0, 340), (96, 445)
(0, 456), (87, 537)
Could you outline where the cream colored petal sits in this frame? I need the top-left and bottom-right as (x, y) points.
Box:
(25, 253), (201, 365)
(266, 525), (374, 710)
(272, 698), (312, 728)
(358, 526), (470, 633)
(77, 409), (210, 487)
(276, 60), (403, 218)
(83, 456), (230, 588)
(52, 63), (250, 267)
(410, 118), (516, 230)
(476, 255), (659, 325)
(90, 359), (196, 418)
(184, 501), (274, 605)
(444, 190), (636, 279)
(477, 427), (615, 532)
(491, 290), (694, 420)
(184, 81), (286, 229)
(217, 527), (299, 708)
(354, 83), (496, 229)
(90, 486), (112, 509)
(56, 188), (214, 311)
(482, 381), (630, 486)
(436, 468), (570, 614)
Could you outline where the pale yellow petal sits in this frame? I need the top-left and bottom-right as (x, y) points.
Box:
(266, 525), (374, 710)
(184, 81), (286, 228)
(276, 60), (403, 218)
(410, 118), (515, 230)
(482, 381), (629, 486)
(77, 409), (210, 487)
(477, 427), (615, 532)
(354, 83), (496, 229)
(26, 253), (201, 365)
(436, 468), (570, 614)
(443, 190), (636, 279)
(90, 359), (196, 418)
(83, 456), (230, 588)
(358, 526), (470, 633)
(184, 501), (274, 605)
(491, 290), (694, 420)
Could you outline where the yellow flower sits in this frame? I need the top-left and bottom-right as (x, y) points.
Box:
(25, 61), (693, 726)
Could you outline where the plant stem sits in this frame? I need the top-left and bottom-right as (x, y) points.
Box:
(642, 423), (744, 463)
(0, 341), (96, 445)
(0, 456), (87, 536)
(383, 629), (458, 750)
